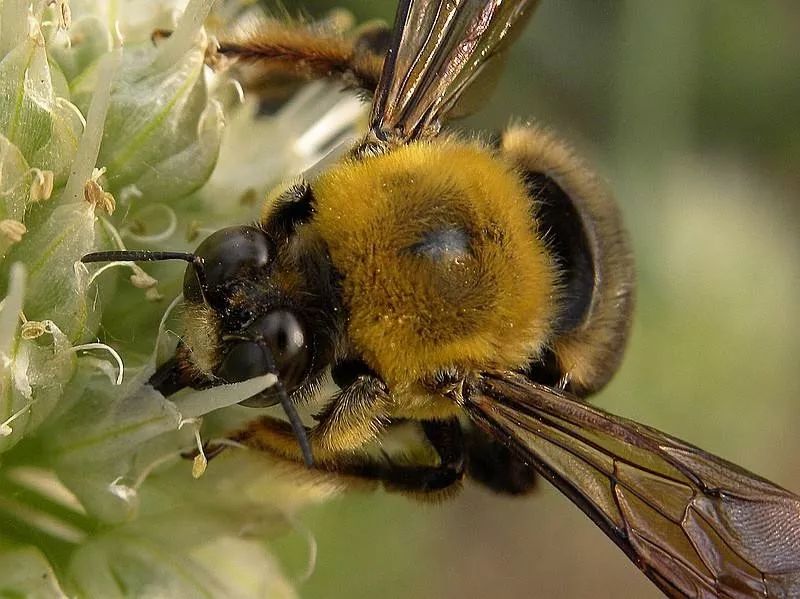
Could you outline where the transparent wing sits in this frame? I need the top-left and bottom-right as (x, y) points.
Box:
(462, 371), (800, 598)
(370, 0), (539, 141)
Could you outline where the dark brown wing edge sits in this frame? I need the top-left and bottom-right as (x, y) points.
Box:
(460, 371), (800, 598)
(370, 0), (539, 141)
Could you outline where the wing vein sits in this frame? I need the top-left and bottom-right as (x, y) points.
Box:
(503, 399), (693, 490)
(370, 0), (537, 139)
(460, 372), (800, 598)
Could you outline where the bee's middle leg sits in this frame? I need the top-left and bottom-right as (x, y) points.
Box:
(232, 415), (466, 497)
(231, 369), (394, 463)
(231, 370), (466, 495)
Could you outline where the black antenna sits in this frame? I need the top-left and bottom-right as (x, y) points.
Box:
(82, 250), (197, 263)
(82, 250), (208, 297)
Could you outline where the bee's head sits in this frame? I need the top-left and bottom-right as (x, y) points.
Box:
(182, 225), (316, 406)
(81, 222), (333, 466)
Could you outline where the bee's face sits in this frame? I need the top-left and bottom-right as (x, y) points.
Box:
(181, 225), (327, 405)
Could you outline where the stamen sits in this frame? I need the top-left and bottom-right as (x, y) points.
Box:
(70, 342), (124, 385)
(151, 294), (184, 363)
(0, 399), (37, 437)
(85, 261), (131, 286)
(178, 417), (208, 478)
(84, 169), (116, 214)
(192, 429), (208, 478)
(128, 265), (158, 290)
(28, 168), (54, 203)
(0, 219), (27, 249)
(132, 452), (180, 490)
(287, 514), (318, 584)
(121, 204), (178, 243)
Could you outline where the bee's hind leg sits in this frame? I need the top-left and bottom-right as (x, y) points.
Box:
(213, 18), (388, 95)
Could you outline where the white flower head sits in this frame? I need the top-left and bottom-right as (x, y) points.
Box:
(0, 0), (366, 595)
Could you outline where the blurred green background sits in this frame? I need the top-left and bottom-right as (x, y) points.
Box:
(263, 2), (800, 598)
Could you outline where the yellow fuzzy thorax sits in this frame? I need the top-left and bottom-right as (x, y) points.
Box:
(310, 139), (557, 387)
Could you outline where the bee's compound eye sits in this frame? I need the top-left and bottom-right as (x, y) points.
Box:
(183, 226), (272, 303)
(217, 341), (272, 385)
(248, 310), (310, 390)
(215, 310), (311, 407)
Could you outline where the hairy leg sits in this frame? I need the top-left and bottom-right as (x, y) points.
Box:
(216, 19), (387, 93)
(232, 372), (393, 463)
(233, 396), (466, 495)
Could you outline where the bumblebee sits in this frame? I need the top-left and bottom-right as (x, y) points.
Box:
(84, 1), (800, 596)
